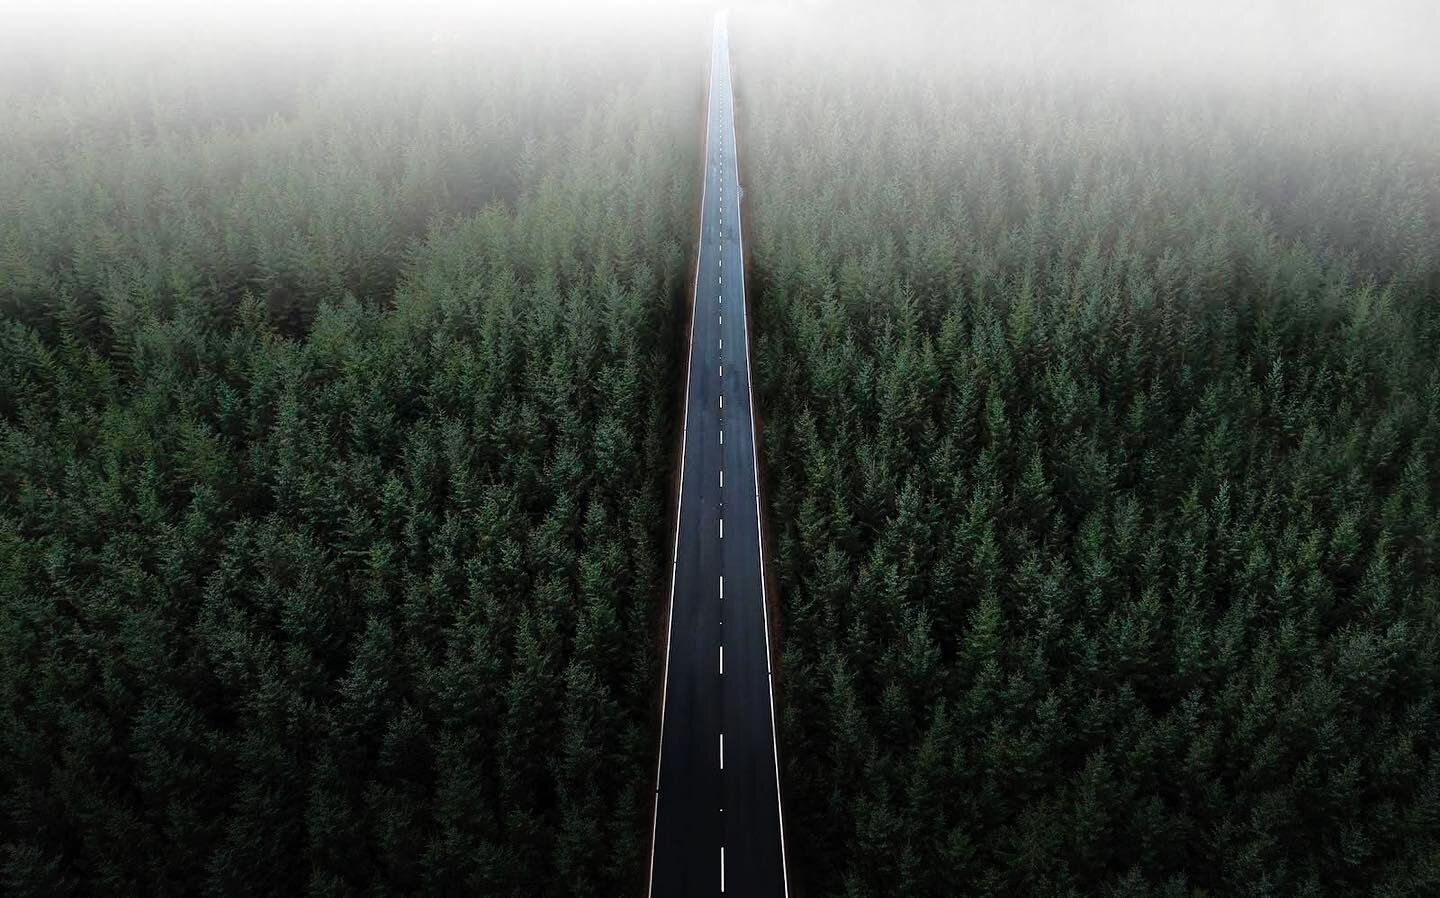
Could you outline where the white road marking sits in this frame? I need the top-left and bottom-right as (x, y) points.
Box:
(737, 35), (794, 892)
(720, 733), (725, 769)
(720, 430), (724, 445)
(648, 20), (724, 896)
(720, 645), (724, 674)
(720, 518), (724, 539)
(720, 364), (723, 377)
(719, 576), (724, 599)
(719, 338), (723, 350)
(719, 259), (723, 268)
(720, 395), (724, 410)
(720, 470), (724, 488)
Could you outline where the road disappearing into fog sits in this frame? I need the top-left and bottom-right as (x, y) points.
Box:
(648, 11), (788, 898)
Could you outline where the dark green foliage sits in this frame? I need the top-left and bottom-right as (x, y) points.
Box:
(738, 9), (1440, 897)
(0, 13), (698, 896)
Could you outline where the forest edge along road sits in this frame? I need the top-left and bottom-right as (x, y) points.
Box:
(648, 11), (789, 898)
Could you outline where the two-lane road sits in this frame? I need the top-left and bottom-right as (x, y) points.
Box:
(648, 11), (788, 898)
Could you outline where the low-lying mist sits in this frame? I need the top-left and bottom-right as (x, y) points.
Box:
(741, 0), (1439, 86)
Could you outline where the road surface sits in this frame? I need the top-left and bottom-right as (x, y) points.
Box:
(648, 11), (788, 898)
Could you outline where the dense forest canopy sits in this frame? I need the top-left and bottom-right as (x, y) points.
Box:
(0, 5), (703, 894)
(734, 3), (1440, 895)
(6, 0), (1440, 895)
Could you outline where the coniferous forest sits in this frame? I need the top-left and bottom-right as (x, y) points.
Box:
(5, 2), (1440, 896)
(1, 7), (700, 895)
(737, 4), (1440, 896)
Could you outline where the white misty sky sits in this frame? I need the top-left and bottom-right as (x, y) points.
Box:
(2, 0), (1434, 89)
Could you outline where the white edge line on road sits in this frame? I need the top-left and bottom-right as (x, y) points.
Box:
(646, 15), (719, 897)
(726, 13), (793, 894)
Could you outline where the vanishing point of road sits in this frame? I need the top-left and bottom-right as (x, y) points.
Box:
(648, 11), (789, 898)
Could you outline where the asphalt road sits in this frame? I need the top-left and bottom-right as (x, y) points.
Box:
(648, 11), (788, 898)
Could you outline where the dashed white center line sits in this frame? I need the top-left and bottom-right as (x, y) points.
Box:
(720, 733), (725, 770)
(720, 518), (724, 539)
(719, 576), (724, 599)
(721, 847), (726, 893)
(720, 469), (724, 488)
(719, 338), (723, 351)
(720, 395), (724, 410)
(720, 645), (724, 674)
(720, 430), (724, 445)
